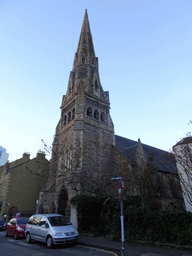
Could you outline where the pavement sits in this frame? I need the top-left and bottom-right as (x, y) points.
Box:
(78, 234), (192, 256)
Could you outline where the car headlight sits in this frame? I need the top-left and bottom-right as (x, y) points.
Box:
(55, 232), (63, 236)
(17, 227), (24, 231)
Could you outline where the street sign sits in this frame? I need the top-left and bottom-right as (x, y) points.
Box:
(119, 182), (121, 200)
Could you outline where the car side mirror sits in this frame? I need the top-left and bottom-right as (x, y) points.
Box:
(41, 224), (46, 228)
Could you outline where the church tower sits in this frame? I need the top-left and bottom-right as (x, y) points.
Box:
(39, 10), (114, 226)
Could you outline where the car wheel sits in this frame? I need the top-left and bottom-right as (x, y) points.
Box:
(4, 229), (8, 237)
(46, 236), (53, 249)
(26, 232), (32, 243)
(14, 232), (17, 240)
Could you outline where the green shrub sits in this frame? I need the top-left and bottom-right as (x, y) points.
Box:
(71, 194), (192, 245)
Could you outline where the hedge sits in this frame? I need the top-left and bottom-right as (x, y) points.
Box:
(71, 194), (192, 245)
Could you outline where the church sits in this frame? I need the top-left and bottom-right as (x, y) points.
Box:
(39, 10), (184, 227)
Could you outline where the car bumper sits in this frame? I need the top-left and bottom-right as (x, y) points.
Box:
(17, 230), (25, 238)
(53, 236), (79, 244)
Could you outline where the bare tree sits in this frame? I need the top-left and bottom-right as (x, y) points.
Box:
(128, 153), (161, 207)
(173, 137), (192, 207)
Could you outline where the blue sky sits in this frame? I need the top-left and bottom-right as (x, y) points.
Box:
(1, 0), (192, 162)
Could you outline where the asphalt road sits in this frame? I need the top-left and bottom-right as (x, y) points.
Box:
(0, 231), (119, 256)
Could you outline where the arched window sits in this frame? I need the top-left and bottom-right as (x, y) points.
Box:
(95, 79), (98, 91)
(50, 202), (55, 214)
(61, 111), (64, 126)
(64, 115), (67, 125)
(87, 107), (92, 117)
(101, 112), (105, 122)
(82, 55), (85, 64)
(94, 109), (99, 120)
(72, 108), (75, 120)
(68, 112), (71, 122)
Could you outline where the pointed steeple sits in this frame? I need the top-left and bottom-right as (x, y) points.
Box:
(73, 9), (96, 70)
(61, 10), (109, 108)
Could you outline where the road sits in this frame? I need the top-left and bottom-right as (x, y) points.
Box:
(2, 230), (192, 256)
(0, 231), (119, 256)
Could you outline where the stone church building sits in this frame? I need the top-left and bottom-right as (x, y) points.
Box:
(39, 10), (184, 227)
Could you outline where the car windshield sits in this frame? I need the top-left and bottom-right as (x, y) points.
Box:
(17, 218), (28, 224)
(48, 216), (71, 226)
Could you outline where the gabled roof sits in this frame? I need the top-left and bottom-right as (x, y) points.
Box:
(115, 135), (178, 174)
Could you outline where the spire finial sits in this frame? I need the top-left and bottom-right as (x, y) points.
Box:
(73, 10), (95, 70)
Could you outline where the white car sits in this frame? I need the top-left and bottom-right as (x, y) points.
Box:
(25, 214), (79, 248)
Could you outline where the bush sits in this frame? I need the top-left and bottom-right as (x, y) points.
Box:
(71, 194), (192, 245)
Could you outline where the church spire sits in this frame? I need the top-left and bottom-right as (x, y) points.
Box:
(61, 10), (108, 108)
(73, 9), (96, 70)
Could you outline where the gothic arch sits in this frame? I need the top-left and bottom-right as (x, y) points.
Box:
(68, 112), (71, 122)
(95, 79), (98, 91)
(50, 201), (56, 213)
(91, 76), (100, 96)
(64, 115), (67, 125)
(101, 112), (105, 122)
(87, 107), (92, 117)
(57, 186), (68, 216)
(59, 136), (72, 170)
(72, 108), (75, 119)
(82, 55), (85, 64)
(94, 109), (99, 120)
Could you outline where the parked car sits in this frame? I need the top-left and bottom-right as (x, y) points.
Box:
(25, 214), (79, 248)
(5, 217), (28, 239)
(0, 217), (6, 231)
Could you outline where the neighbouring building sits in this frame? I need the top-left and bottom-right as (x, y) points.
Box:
(0, 152), (50, 220)
(173, 137), (192, 212)
(0, 146), (9, 167)
(39, 10), (184, 227)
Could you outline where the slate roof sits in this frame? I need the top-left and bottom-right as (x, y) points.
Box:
(115, 135), (178, 174)
(173, 136), (192, 147)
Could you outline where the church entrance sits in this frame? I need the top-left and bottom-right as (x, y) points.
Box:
(57, 186), (68, 216)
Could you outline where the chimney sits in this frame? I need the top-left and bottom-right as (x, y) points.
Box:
(23, 153), (30, 159)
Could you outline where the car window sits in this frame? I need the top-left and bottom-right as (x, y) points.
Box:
(10, 219), (16, 225)
(28, 216), (40, 225)
(48, 216), (71, 226)
(39, 216), (47, 226)
(0, 218), (4, 222)
(17, 218), (28, 225)
(27, 216), (34, 224)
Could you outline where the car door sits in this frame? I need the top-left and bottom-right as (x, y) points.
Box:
(35, 216), (49, 242)
(28, 215), (41, 240)
(9, 219), (16, 236)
